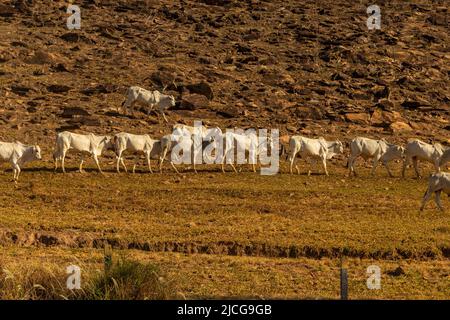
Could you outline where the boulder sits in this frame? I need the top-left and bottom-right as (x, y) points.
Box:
(390, 121), (413, 133)
(26, 50), (60, 65)
(179, 94), (209, 110)
(47, 85), (71, 93)
(370, 109), (403, 127)
(345, 112), (370, 124)
(185, 82), (214, 100)
(61, 107), (90, 118)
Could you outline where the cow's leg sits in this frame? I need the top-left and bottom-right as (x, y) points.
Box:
(230, 163), (238, 173)
(349, 155), (358, 177)
(170, 161), (180, 174)
(116, 155), (121, 173)
(61, 149), (67, 173)
(146, 154), (153, 174)
(347, 154), (355, 176)
(116, 151), (127, 173)
(371, 155), (380, 176)
(161, 111), (169, 123)
(132, 155), (139, 174)
(320, 158), (328, 176)
(12, 163), (20, 182)
(159, 156), (164, 173)
(289, 152), (296, 174)
(93, 154), (103, 175)
(412, 157), (421, 178)
(79, 155), (85, 173)
(121, 157), (128, 173)
(402, 157), (410, 178)
(435, 191), (444, 211)
(193, 163), (198, 174)
(383, 161), (394, 178)
(53, 152), (59, 172)
(420, 187), (432, 211)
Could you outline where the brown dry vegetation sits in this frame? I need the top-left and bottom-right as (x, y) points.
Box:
(0, 161), (449, 299)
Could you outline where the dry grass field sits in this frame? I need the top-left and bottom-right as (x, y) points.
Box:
(0, 159), (449, 299)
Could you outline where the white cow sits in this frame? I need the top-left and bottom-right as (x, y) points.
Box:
(420, 172), (450, 211)
(53, 131), (114, 174)
(113, 133), (162, 173)
(439, 148), (450, 169)
(347, 137), (405, 177)
(288, 136), (344, 176)
(0, 141), (41, 181)
(159, 125), (223, 173)
(122, 86), (176, 123)
(172, 124), (208, 138)
(402, 140), (445, 178)
(220, 131), (261, 173)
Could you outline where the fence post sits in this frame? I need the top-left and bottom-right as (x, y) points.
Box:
(340, 258), (348, 300)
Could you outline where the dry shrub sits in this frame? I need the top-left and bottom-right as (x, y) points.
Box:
(0, 258), (173, 300)
(85, 258), (173, 300)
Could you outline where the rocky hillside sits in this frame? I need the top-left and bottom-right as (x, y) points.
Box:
(0, 0), (448, 154)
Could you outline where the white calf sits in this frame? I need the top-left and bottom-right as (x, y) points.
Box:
(402, 140), (445, 178)
(0, 141), (41, 181)
(53, 131), (113, 174)
(348, 137), (404, 177)
(122, 86), (176, 123)
(113, 133), (160, 173)
(289, 136), (344, 176)
(420, 172), (450, 211)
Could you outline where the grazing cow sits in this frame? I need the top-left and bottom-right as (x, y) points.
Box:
(420, 172), (450, 211)
(347, 137), (405, 177)
(122, 86), (176, 123)
(53, 131), (113, 174)
(439, 148), (450, 169)
(288, 136), (344, 176)
(113, 133), (161, 173)
(402, 140), (445, 178)
(0, 141), (41, 181)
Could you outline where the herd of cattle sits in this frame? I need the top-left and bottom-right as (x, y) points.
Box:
(0, 123), (449, 211)
(0, 86), (449, 211)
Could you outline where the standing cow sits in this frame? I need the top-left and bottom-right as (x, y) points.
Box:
(0, 141), (42, 181)
(402, 140), (445, 178)
(53, 131), (114, 174)
(420, 172), (450, 211)
(347, 137), (405, 177)
(288, 136), (344, 176)
(122, 86), (176, 123)
(113, 132), (162, 173)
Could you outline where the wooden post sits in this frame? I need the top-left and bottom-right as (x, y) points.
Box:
(340, 257), (348, 300)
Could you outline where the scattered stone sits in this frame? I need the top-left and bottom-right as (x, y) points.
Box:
(390, 121), (413, 133)
(179, 94), (209, 110)
(387, 266), (406, 277)
(61, 107), (90, 118)
(185, 82), (214, 100)
(345, 113), (370, 124)
(47, 84), (71, 93)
